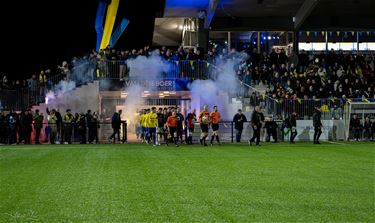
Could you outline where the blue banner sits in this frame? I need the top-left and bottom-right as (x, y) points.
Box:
(110, 18), (129, 47)
(95, 1), (107, 52)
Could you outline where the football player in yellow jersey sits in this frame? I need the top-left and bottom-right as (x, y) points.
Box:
(210, 105), (221, 145)
(198, 105), (210, 146)
(144, 109), (151, 143)
(147, 107), (158, 146)
(140, 109), (147, 142)
(134, 110), (141, 140)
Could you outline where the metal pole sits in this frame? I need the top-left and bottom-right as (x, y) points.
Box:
(356, 31), (359, 54)
(325, 31), (328, 53)
(257, 32), (261, 53)
(231, 122), (234, 143)
(228, 31), (231, 52)
(294, 31), (299, 54)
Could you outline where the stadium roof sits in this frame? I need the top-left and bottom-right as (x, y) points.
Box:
(161, 0), (375, 31)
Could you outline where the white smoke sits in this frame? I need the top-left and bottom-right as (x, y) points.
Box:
(44, 57), (95, 105)
(188, 52), (247, 120)
(123, 51), (170, 122)
(45, 91), (55, 105)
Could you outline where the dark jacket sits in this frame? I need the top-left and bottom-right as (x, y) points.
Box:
(251, 111), (264, 128)
(264, 120), (278, 133)
(77, 114), (86, 129)
(86, 113), (94, 128)
(313, 110), (322, 128)
(176, 113), (184, 129)
(33, 114), (44, 130)
(290, 115), (297, 128)
(350, 118), (361, 129)
(233, 113), (247, 130)
(23, 113), (33, 131)
(364, 120), (372, 130)
(111, 112), (121, 129)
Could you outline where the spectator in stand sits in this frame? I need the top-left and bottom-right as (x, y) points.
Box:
(2, 76), (12, 90)
(288, 51), (299, 68)
(27, 74), (39, 104)
(298, 50), (309, 73)
(251, 48), (260, 66)
(186, 48), (196, 60)
(269, 49), (278, 66)
(242, 70), (251, 97)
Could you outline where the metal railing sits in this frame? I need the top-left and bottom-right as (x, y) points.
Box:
(123, 121), (294, 144)
(0, 60), (211, 110)
(96, 60), (210, 80)
(263, 97), (375, 120)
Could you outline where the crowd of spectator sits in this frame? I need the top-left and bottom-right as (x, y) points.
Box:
(235, 48), (375, 102)
(0, 107), (102, 145)
(1, 45), (375, 119)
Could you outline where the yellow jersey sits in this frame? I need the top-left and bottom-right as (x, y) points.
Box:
(147, 112), (158, 128)
(140, 114), (146, 127)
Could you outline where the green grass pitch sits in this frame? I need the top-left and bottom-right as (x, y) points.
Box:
(0, 142), (374, 222)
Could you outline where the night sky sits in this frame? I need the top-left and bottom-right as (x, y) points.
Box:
(0, 0), (163, 80)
